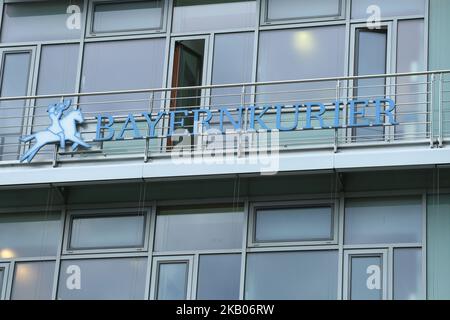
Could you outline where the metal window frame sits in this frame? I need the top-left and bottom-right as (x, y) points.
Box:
(86, 0), (169, 38)
(62, 207), (151, 255)
(260, 0), (347, 26)
(0, 263), (9, 300)
(150, 255), (194, 300)
(0, 46), (36, 159)
(343, 249), (388, 300)
(248, 199), (339, 248)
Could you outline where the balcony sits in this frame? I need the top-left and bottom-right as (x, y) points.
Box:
(0, 70), (449, 185)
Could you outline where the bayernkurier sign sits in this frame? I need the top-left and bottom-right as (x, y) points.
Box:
(19, 98), (398, 163)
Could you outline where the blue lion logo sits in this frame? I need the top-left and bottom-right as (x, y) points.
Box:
(19, 99), (91, 163)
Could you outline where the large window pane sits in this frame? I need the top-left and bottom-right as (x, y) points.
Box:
(1, 1), (83, 43)
(154, 207), (244, 251)
(58, 258), (147, 300)
(257, 26), (345, 147)
(395, 20), (426, 141)
(92, 0), (164, 34)
(211, 32), (254, 106)
(344, 197), (422, 245)
(394, 248), (423, 300)
(32, 44), (80, 161)
(266, 0), (342, 22)
(0, 51), (31, 161)
(11, 261), (55, 300)
(351, 0), (426, 19)
(255, 206), (333, 243)
(353, 28), (387, 141)
(156, 262), (188, 300)
(68, 213), (146, 250)
(172, 0), (256, 33)
(80, 38), (166, 115)
(197, 254), (241, 300)
(0, 212), (61, 258)
(245, 251), (338, 300)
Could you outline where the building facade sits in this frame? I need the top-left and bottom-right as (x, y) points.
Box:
(0, 0), (450, 300)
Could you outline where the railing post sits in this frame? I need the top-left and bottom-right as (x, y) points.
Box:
(334, 80), (340, 153)
(238, 85), (246, 158)
(430, 74), (435, 148)
(145, 92), (154, 163)
(439, 73), (444, 148)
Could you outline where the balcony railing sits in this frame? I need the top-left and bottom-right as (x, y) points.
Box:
(0, 70), (449, 167)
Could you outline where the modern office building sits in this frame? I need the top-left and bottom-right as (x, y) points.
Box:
(0, 0), (449, 300)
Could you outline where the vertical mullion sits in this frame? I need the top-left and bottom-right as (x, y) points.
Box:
(337, 194), (345, 300)
(51, 208), (67, 300)
(145, 201), (157, 300)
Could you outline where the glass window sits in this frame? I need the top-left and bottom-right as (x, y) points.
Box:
(68, 213), (146, 251)
(353, 27), (388, 141)
(0, 51), (32, 161)
(172, 0), (256, 33)
(11, 261), (55, 300)
(245, 251), (338, 300)
(154, 206), (244, 251)
(211, 32), (254, 106)
(32, 44), (80, 161)
(254, 206), (333, 243)
(91, 0), (164, 34)
(0, 212), (61, 258)
(394, 248), (423, 300)
(349, 255), (384, 300)
(265, 0), (343, 23)
(395, 20), (426, 140)
(156, 262), (188, 300)
(80, 38), (166, 115)
(257, 26), (346, 103)
(344, 197), (422, 245)
(351, 0), (426, 19)
(1, 1), (83, 43)
(58, 258), (147, 300)
(197, 254), (241, 300)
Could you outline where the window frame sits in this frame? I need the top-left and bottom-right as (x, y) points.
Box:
(0, 46), (36, 162)
(150, 255), (194, 300)
(260, 0), (347, 26)
(86, 0), (169, 38)
(63, 207), (151, 255)
(248, 199), (339, 248)
(343, 249), (388, 300)
(0, 263), (9, 300)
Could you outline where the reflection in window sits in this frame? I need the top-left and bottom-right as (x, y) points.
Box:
(57, 258), (147, 300)
(255, 206), (333, 243)
(92, 0), (164, 34)
(0, 212), (61, 258)
(154, 206), (244, 251)
(11, 261), (55, 300)
(172, 0), (256, 33)
(197, 254), (241, 300)
(156, 262), (188, 300)
(265, 0), (342, 23)
(245, 251), (338, 300)
(344, 197), (422, 245)
(0, 51), (31, 161)
(68, 213), (146, 250)
(1, 1), (83, 43)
